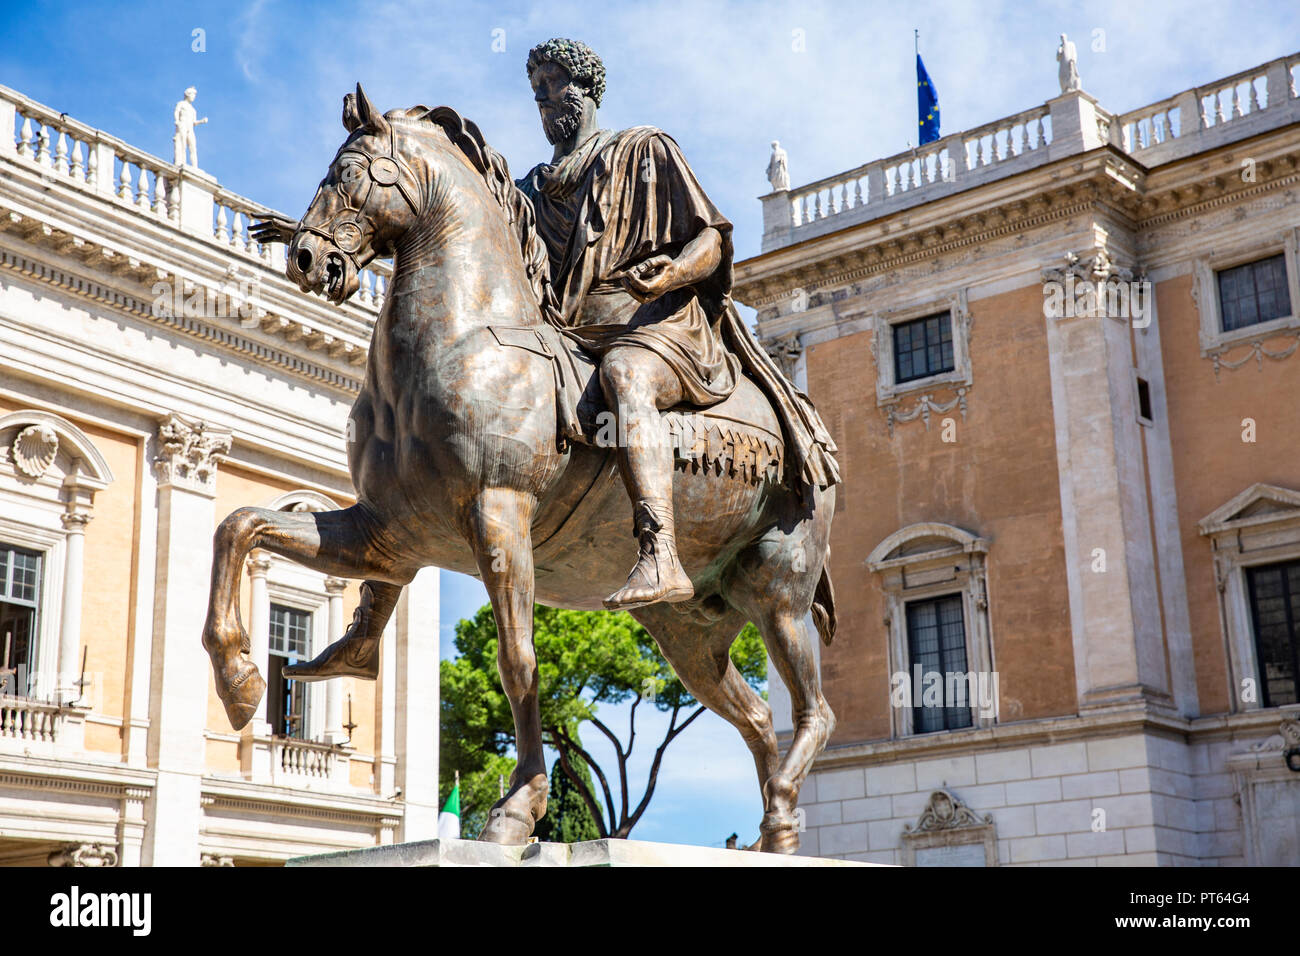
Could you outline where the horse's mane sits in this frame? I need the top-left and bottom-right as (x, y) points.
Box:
(420, 106), (563, 327)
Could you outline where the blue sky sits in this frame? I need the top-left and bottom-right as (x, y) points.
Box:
(4, 0), (1296, 849)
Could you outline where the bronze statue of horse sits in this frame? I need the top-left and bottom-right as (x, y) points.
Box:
(202, 86), (836, 853)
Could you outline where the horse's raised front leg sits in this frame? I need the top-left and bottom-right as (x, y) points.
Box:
(468, 487), (548, 845)
(203, 504), (410, 729)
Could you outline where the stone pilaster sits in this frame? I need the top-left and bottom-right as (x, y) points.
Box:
(117, 786), (150, 867)
(1043, 249), (1172, 714)
(394, 567), (439, 840)
(143, 413), (231, 866)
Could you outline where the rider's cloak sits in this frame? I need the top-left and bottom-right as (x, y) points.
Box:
(516, 126), (840, 495)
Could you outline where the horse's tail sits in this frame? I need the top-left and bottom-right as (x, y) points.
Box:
(811, 560), (837, 646)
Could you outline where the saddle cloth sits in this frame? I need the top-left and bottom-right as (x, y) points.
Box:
(489, 324), (784, 486)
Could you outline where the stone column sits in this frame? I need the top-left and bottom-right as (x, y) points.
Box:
(323, 577), (348, 745)
(394, 567), (440, 841)
(143, 413), (231, 867)
(56, 512), (90, 705)
(245, 553), (272, 731)
(56, 463), (99, 706)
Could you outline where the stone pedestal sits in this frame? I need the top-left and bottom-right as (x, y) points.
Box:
(286, 837), (880, 867)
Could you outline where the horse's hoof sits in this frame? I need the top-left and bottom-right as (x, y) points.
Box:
(283, 637), (379, 682)
(219, 662), (266, 731)
(478, 807), (535, 846)
(759, 817), (801, 855)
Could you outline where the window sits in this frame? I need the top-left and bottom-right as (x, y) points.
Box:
(906, 594), (974, 733)
(268, 604), (312, 738)
(0, 544), (42, 698)
(894, 311), (955, 384)
(1245, 559), (1300, 708)
(868, 523), (995, 737)
(1193, 235), (1300, 358)
(1136, 377), (1152, 422)
(1217, 254), (1291, 332)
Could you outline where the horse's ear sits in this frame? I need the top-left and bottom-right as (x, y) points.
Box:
(354, 83), (390, 135)
(342, 92), (362, 132)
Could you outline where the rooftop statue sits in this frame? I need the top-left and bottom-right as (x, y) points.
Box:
(222, 40), (841, 852)
(766, 140), (790, 192)
(1057, 33), (1081, 94)
(173, 86), (207, 168)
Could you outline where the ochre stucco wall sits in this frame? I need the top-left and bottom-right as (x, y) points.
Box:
(75, 419), (140, 755)
(1157, 272), (1300, 715)
(807, 283), (1074, 744)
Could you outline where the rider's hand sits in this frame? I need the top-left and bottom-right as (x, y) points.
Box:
(250, 214), (300, 245)
(622, 255), (677, 302)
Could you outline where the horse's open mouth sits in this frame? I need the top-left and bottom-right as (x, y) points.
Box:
(324, 253), (347, 302)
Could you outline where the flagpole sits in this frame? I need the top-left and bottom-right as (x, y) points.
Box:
(914, 30), (920, 156)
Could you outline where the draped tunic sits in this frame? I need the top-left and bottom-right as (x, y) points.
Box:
(517, 126), (840, 493)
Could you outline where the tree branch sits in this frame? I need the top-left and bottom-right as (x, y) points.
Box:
(554, 738), (608, 839)
(555, 724), (619, 835)
(588, 713), (630, 830)
(623, 705), (706, 835)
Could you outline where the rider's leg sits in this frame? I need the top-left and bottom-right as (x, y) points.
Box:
(600, 346), (694, 610)
(282, 579), (400, 681)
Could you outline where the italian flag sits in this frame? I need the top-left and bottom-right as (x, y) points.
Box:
(438, 783), (460, 840)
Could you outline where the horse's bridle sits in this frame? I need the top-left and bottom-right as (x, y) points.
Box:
(297, 124), (422, 273)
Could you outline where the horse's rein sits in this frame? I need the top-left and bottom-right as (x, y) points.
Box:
(297, 124), (423, 274)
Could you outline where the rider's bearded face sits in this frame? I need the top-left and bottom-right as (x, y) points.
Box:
(537, 71), (588, 145)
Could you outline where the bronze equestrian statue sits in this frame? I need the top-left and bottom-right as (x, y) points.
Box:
(210, 39), (840, 853)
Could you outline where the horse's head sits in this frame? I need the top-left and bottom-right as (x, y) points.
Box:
(287, 84), (426, 304)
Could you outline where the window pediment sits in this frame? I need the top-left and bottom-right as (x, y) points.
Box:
(867, 522), (988, 572)
(1199, 483), (1300, 537)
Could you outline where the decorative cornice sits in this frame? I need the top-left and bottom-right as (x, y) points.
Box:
(737, 141), (1300, 314)
(0, 216), (365, 394)
(201, 792), (401, 825)
(737, 193), (1098, 308)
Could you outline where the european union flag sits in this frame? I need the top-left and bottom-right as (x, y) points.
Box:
(917, 54), (940, 144)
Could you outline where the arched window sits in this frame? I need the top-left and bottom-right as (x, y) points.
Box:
(244, 490), (348, 743)
(0, 412), (113, 705)
(867, 523), (995, 737)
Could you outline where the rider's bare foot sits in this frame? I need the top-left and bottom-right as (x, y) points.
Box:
(604, 525), (694, 610)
